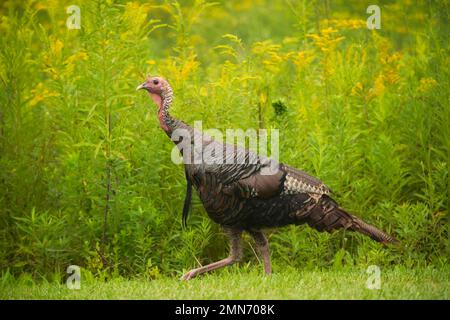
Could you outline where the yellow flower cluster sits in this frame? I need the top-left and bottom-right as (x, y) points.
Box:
(373, 34), (402, 86)
(291, 50), (315, 72)
(160, 51), (199, 85)
(370, 74), (386, 99)
(307, 28), (345, 53)
(307, 28), (345, 79)
(251, 40), (284, 73)
(322, 18), (366, 30)
(44, 38), (89, 79)
(352, 74), (387, 101)
(42, 38), (63, 79)
(120, 2), (151, 40)
(380, 52), (402, 85)
(29, 83), (60, 107)
(417, 77), (438, 93)
(351, 82), (364, 97)
(50, 38), (64, 59)
(64, 51), (89, 76)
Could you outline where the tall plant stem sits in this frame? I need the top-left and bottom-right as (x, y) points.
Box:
(101, 23), (112, 252)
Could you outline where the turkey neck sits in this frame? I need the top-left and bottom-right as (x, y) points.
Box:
(152, 85), (175, 135)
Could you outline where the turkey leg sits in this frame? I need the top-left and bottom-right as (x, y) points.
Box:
(249, 231), (272, 275)
(181, 228), (242, 280)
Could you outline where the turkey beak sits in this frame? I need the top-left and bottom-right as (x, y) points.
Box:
(136, 82), (147, 91)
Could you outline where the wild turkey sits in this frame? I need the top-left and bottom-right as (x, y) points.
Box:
(137, 76), (398, 280)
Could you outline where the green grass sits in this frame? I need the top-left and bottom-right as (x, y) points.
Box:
(1, 267), (448, 300)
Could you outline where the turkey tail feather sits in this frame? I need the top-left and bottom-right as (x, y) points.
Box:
(303, 195), (398, 245)
(350, 216), (399, 244)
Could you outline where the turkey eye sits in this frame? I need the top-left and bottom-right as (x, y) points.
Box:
(152, 79), (159, 85)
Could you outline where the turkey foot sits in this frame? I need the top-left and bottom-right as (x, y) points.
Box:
(181, 228), (242, 281)
(181, 257), (236, 280)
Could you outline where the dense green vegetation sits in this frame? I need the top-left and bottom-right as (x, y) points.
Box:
(0, 0), (448, 294)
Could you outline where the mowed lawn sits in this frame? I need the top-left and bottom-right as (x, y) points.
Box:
(1, 267), (448, 300)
